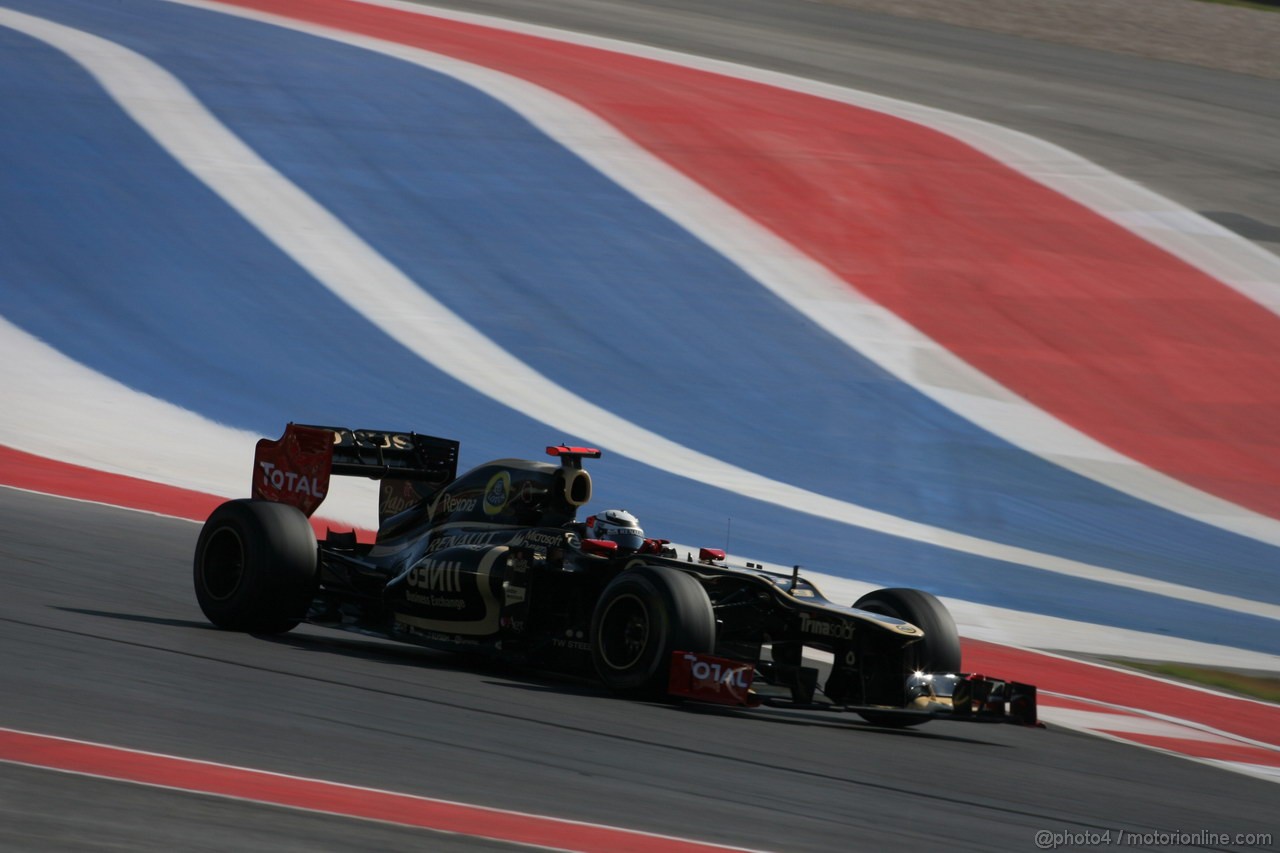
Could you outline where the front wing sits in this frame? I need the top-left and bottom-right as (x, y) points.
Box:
(668, 651), (1039, 725)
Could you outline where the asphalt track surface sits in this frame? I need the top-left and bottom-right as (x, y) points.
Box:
(3, 1), (1279, 850)
(2, 488), (1277, 851)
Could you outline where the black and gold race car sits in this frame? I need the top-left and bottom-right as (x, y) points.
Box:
(193, 424), (1036, 727)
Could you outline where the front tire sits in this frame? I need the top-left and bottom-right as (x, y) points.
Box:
(853, 587), (961, 727)
(193, 499), (317, 634)
(590, 565), (715, 696)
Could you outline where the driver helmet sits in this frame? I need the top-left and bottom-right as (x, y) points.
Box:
(585, 509), (645, 552)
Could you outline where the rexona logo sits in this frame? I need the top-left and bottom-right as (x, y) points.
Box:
(799, 613), (856, 641)
(483, 471), (510, 516)
(258, 461), (325, 498)
(407, 560), (463, 592)
(434, 493), (477, 515)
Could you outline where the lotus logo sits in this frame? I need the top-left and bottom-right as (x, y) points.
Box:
(483, 471), (511, 516)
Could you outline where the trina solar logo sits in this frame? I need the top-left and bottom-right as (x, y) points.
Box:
(799, 612), (856, 641)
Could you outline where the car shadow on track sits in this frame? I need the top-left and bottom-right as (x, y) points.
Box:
(259, 630), (499, 673)
(53, 606), (216, 631)
(56, 606), (605, 692)
(58, 607), (479, 668)
(673, 700), (1011, 745)
(55, 607), (1009, 746)
(258, 631), (613, 699)
(489, 676), (1010, 746)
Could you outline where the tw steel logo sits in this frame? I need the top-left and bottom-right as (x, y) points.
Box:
(408, 560), (463, 592)
(257, 461), (325, 499)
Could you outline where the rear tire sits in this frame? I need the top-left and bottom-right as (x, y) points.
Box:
(193, 499), (317, 634)
(590, 565), (715, 696)
(853, 587), (960, 727)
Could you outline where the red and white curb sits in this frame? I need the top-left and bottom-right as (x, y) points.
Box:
(0, 728), (767, 853)
(1037, 696), (1280, 783)
(964, 640), (1280, 782)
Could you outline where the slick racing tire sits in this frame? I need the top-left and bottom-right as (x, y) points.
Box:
(590, 564), (715, 697)
(853, 587), (961, 727)
(194, 499), (318, 634)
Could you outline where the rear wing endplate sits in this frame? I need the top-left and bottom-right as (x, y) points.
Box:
(252, 423), (459, 520)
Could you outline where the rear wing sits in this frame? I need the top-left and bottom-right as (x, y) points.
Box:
(252, 423), (459, 521)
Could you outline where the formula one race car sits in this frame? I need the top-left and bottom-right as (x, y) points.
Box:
(193, 424), (1037, 727)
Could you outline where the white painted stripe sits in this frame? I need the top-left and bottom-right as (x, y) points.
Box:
(1040, 693), (1280, 751)
(1007, 649), (1280, 710)
(1034, 722), (1280, 784)
(0, 315), (382, 526)
(1038, 708), (1232, 743)
(1033, 694), (1280, 783)
(320, 0), (1280, 550)
(2, 7), (1277, 624)
(943, 613), (1280, 681)
(1203, 761), (1280, 782)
